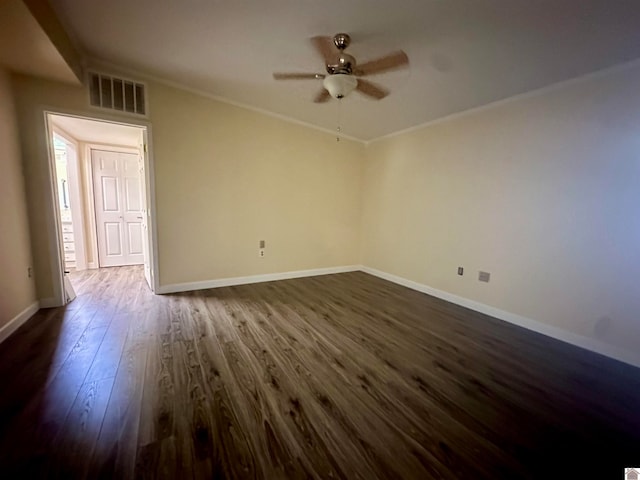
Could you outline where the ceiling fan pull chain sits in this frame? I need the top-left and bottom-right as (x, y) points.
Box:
(336, 98), (343, 142)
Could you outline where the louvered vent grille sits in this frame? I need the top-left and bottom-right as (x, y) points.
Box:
(88, 72), (146, 115)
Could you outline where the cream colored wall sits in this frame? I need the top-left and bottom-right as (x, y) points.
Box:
(362, 63), (640, 353)
(12, 74), (93, 302)
(11, 73), (364, 298)
(22, 0), (84, 82)
(0, 68), (36, 326)
(150, 83), (363, 284)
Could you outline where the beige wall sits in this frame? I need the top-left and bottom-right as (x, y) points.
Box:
(361, 64), (640, 353)
(150, 83), (363, 284)
(11, 74), (89, 302)
(11, 74), (365, 298)
(0, 68), (36, 326)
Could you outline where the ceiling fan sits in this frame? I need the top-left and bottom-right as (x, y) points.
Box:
(273, 33), (409, 103)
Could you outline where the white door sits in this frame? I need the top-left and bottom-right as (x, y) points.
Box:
(92, 150), (144, 267)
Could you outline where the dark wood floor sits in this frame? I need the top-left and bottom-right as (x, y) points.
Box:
(0, 266), (639, 479)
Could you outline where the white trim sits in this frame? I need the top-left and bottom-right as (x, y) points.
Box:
(156, 265), (360, 294)
(87, 261), (98, 269)
(148, 124), (161, 293)
(39, 297), (61, 308)
(140, 129), (159, 292)
(88, 58), (365, 144)
(367, 57), (640, 145)
(359, 266), (640, 369)
(43, 114), (67, 307)
(0, 302), (40, 344)
(88, 143), (139, 154)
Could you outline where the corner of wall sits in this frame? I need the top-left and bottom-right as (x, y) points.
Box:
(0, 68), (38, 329)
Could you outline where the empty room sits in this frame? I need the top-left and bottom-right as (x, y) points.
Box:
(1, 0), (640, 478)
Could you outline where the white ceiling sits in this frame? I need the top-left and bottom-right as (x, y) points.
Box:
(50, 114), (143, 146)
(51, 0), (640, 141)
(0, 0), (78, 84)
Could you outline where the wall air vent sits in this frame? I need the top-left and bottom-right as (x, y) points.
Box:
(88, 72), (146, 116)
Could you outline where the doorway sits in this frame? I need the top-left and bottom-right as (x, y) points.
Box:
(45, 113), (157, 301)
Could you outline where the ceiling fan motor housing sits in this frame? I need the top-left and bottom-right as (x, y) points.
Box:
(327, 34), (355, 74)
(327, 52), (356, 75)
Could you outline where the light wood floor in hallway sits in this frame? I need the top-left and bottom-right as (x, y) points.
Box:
(0, 266), (639, 479)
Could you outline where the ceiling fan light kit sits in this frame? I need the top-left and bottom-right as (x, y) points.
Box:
(323, 74), (358, 99)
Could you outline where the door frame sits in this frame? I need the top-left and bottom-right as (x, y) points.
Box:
(44, 110), (160, 303)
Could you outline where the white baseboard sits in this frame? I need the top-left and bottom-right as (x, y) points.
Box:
(0, 301), (39, 344)
(157, 265), (360, 295)
(39, 297), (61, 308)
(360, 265), (640, 369)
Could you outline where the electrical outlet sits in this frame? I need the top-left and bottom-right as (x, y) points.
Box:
(478, 271), (490, 282)
(457, 267), (464, 276)
(259, 248), (265, 258)
(27, 267), (32, 278)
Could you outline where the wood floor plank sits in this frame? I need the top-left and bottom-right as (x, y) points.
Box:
(47, 376), (115, 479)
(1, 265), (639, 479)
(85, 312), (131, 382)
(88, 319), (149, 480)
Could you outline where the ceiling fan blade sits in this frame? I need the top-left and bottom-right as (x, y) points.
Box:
(273, 72), (324, 80)
(356, 79), (389, 100)
(355, 50), (409, 76)
(313, 88), (331, 103)
(311, 36), (337, 65)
